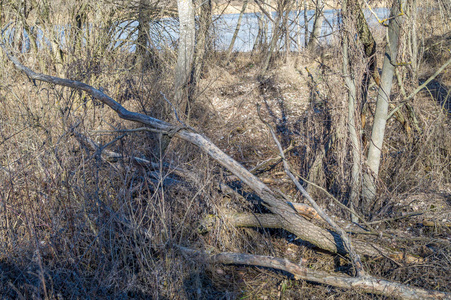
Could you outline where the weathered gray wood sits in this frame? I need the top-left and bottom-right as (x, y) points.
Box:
(174, 0), (195, 113)
(178, 247), (451, 300)
(363, 0), (407, 204)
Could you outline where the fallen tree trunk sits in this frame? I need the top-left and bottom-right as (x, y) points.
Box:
(178, 246), (451, 300)
(199, 211), (422, 264)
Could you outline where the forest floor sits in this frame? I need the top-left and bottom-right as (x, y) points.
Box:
(0, 13), (450, 300)
(177, 48), (451, 298)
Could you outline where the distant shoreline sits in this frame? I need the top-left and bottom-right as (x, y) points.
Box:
(211, 1), (388, 16)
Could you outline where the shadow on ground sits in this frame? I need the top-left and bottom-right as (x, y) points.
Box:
(423, 78), (451, 114)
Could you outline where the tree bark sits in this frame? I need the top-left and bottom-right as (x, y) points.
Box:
(135, 0), (154, 71)
(188, 0), (212, 109)
(225, 0), (248, 63)
(349, 0), (379, 85)
(174, 0), (195, 115)
(362, 0), (406, 206)
(307, 0), (324, 51)
(262, 0), (280, 72)
(261, 0), (294, 72)
(179, 247), (451, 300)
(253, 0), (271, 55)
(341, 0), (361, 220)
(304, 0), (309, 47)
(295, 0), (302, 51)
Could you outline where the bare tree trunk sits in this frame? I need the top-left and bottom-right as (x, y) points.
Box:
(72, 2), (88, 54)
(35, 0), (64, 73)
(408, 0), (419, 82)
(341, 0), (361, 222)
(188, 0), (212, 110)
(136, 0), (151, 71)
(253, 10), (264, 52)
(174, 0), (195, 115)
(262, 0), (291, 72)
(362, 0), (407, 205)
(350, 0), (379, 85)
(262, 15), (280, 71)
(162, 0), (195, 159)
(308, 0), (324, 51)
(346, 77), (361, 222)
(226, 0), (248, 62)
(282, 1), (294, 62)
(253, 0), (270, 53)
(295, 0), (302, 52)
(304, 0), (309, 47)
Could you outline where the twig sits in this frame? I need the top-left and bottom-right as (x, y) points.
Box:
(253, 0), (276, 24)
(387, 55), (451, 120)
(362, 0), (404, 27)
(92, 127), (168, 135)
(73, 130), (152, 165)
(249, 141), (296, 174)
(367, 211), (426, 225)
(405, 55), (451, 102)
(160, 91), (185, 127)
(160, 91), (198, 136)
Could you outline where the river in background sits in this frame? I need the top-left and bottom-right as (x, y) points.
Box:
(4, 8), (389, 54)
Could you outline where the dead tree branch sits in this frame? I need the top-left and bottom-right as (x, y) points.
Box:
(178, 246), (451, 300)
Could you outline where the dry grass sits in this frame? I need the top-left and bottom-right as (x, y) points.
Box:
(1, 1), (451, 299)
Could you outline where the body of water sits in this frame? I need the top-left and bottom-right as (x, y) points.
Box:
(3, 8), (389, 53)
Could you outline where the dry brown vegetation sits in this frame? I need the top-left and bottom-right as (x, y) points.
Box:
(0, 0), (451, 299)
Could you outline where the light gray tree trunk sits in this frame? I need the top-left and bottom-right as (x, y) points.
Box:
(362, 0), (407, 205)
(296, 0), (302, 52)
(262, 0), (294, 72)
(262, 8), (280, 71)
(159, 0), (195, 160)
(174, 0), (195, 115)
(304, 0), (309, 47)
(408, 0), (419, 82)
(188, 0), (212, 110)
(308, 0), (324, 50)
